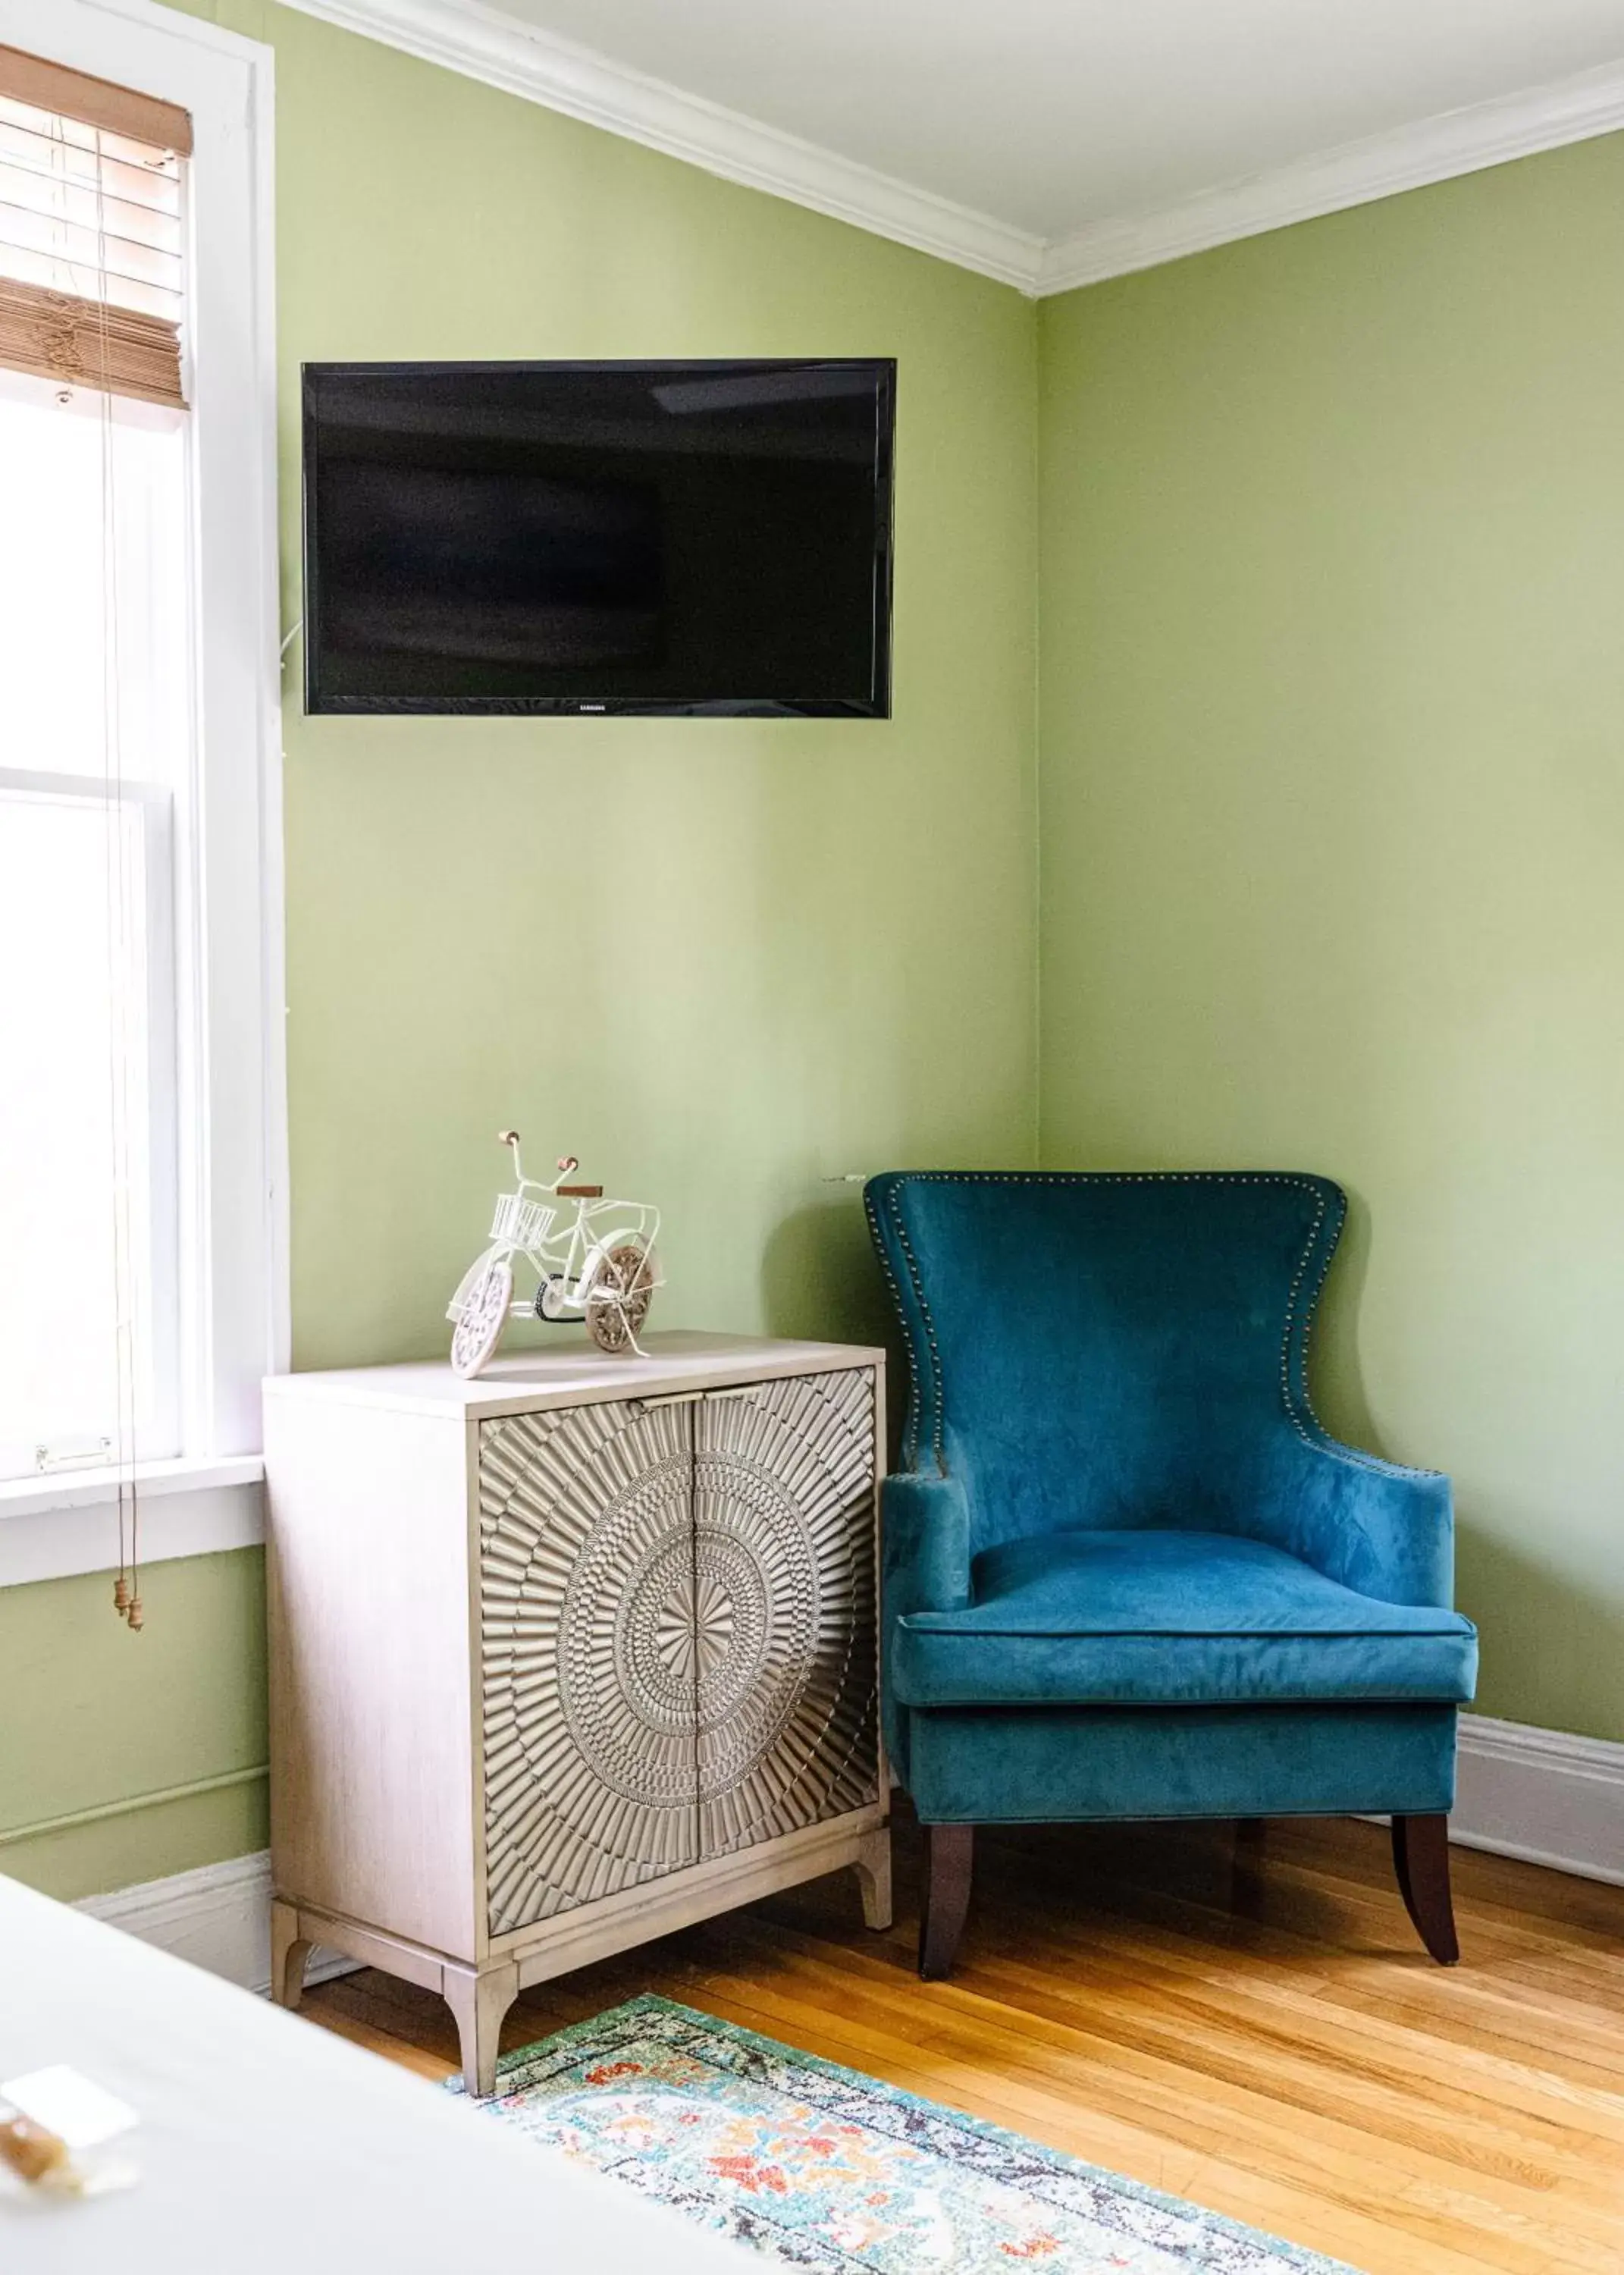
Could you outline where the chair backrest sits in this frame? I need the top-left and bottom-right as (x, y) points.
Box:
(865, 1170), (1345, 1552)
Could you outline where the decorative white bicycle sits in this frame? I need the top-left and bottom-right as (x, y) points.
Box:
(447, 1131), (663, 1377)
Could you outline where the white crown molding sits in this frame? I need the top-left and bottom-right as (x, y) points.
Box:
(1037, 56), (1624, 296)
(80, 1851), (358, 1994)
(271, 0), (1044, 290)
(258, 2), (1624, 300)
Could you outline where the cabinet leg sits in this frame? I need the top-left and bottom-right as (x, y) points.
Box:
(269, 1900), (312, 2011)
(853, 1825), (893, 1931)
(444, 1960), (519, 2098)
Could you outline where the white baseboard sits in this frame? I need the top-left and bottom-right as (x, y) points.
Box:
(1451, 1712), (1624, 1887)
(78, 1851), (359, 1995)
(72, 1714), (1624, 1991)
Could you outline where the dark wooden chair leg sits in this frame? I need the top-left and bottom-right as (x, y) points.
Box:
(1227, 1815), (1268, 1918)
(918, 1823), (974, 1980)
(1391, 1813), (1459, 1964)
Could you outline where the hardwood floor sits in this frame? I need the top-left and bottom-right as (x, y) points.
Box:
(300, 1809), (1624, 2274)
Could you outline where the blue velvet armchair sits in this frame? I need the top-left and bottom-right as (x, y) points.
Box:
(864, 1170), (1478, 1978)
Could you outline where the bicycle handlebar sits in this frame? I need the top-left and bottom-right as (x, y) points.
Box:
(498, 1129), (581, 1194)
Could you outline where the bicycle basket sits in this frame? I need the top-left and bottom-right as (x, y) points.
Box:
(491, 1192), (556, 1248)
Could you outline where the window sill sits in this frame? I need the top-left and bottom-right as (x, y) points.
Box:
(0, 1452), (264, 1520)
(0, 1454), (265, 1588)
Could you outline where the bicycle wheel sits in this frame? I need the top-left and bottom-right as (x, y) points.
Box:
(585, 1243), (655, 1354)
(450, 1256), (513, 1378)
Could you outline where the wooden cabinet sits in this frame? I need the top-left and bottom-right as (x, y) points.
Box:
(265, 1334), (889, 2092)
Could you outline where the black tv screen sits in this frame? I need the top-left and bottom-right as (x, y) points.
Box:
(301, 359), (895, 717)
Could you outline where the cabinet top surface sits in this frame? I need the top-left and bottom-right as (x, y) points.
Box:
(263, 1330), (885, 1419)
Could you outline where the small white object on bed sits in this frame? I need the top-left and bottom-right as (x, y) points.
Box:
(0, 1870), (751, 2270)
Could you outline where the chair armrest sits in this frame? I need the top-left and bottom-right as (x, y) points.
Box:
(881, 1470), (973, 1624)
(1267, 1429), (1454, 1608)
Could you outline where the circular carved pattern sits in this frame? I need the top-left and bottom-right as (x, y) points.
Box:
(650, 1564), (738, 1687)
(557, 1452), (696, 1805)
(691, 1454), (820, 1800)
(554, 1449), (820, 1809)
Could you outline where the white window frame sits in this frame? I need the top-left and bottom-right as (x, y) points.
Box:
(0, 0), (284, 1584)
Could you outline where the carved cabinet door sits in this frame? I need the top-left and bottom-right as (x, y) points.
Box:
(692, 1370), (880, 1859)
(478, 1370), (879, 1941)
(478, 1398), (700, 1935)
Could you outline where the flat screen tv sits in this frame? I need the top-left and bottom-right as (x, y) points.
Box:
(301, 359), (895, 717)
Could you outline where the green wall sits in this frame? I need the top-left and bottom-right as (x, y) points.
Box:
(1038, 133), (1624, 1743)
(0, 0), (1039, 1898)
(14, 8), (1624, 1906)
(0, 1555), (268, 1899)
(254, 0), (1039, 1364)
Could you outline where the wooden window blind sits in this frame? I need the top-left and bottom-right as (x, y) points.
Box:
(0, 46), (189, 409)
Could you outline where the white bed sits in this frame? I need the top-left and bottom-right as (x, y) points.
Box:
(1, 1870), (751, 2272)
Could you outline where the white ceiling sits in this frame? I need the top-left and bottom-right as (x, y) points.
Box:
(284, 0), (1624, 287)
(488, 0), (1624, 241)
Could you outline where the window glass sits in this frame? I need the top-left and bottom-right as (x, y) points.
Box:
(0, 383), (186, 1480)
(0, 381), (188, 786)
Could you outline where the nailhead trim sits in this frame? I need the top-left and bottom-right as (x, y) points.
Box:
(1277, 1180), (1343, 1454)
(863, 1183), (923, 1472)
(885, 1187), (947, 1474)
(1278, 1181), (1437, 1481)
(866, 1169), (1439, 1485)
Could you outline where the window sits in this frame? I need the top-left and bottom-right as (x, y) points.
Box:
(0, 5), (281, 1571)
(0, 76), (190, 1478)
(0, 403), (187, 1478)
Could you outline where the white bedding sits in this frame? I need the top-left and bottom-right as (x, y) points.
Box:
(1, 1871), (751, 2272)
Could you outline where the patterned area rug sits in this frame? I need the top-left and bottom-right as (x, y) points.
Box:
(456, 1993), (1358, 2273)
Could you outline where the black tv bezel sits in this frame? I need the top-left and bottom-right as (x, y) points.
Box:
(300, 357), (896, 720)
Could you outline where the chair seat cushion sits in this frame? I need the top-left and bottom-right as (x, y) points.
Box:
(890, 1530), (1478, 1709)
